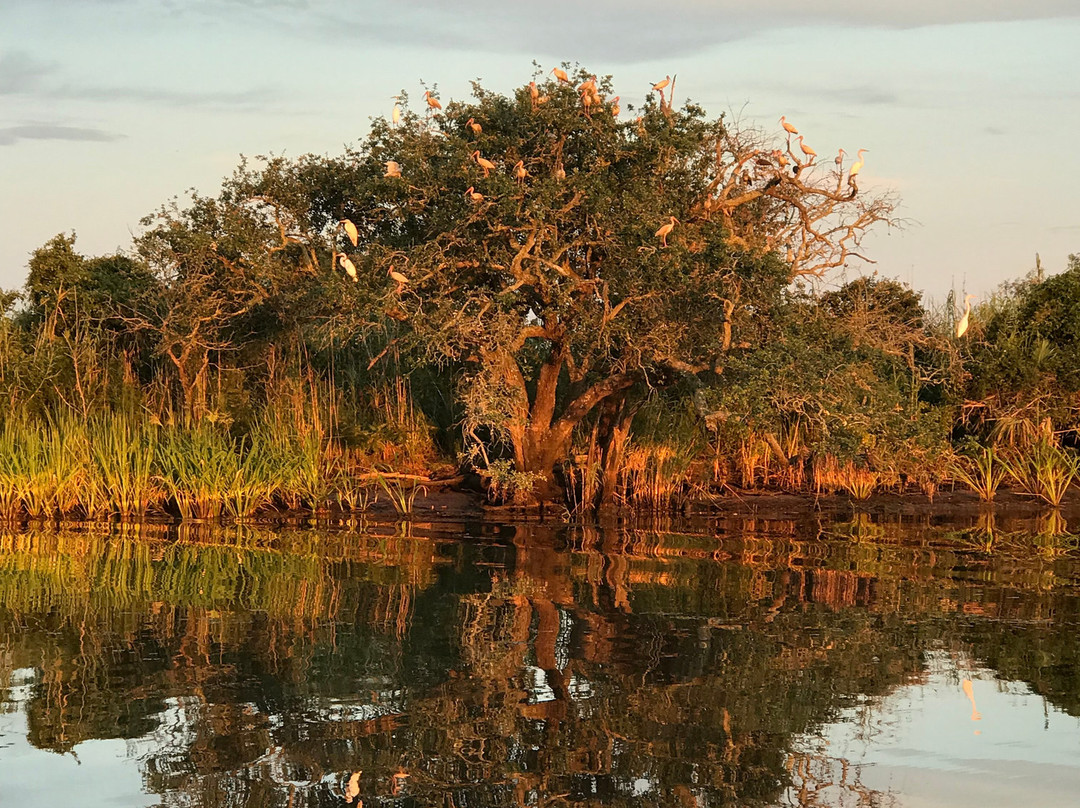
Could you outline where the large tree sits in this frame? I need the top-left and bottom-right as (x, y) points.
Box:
(240, 69), (896, 500)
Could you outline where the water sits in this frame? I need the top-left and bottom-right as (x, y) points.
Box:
(2, 515), (1080, 807)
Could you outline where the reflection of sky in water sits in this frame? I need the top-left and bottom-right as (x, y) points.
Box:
(0, 668), (154, 807)
(786, 651), (1080, 807)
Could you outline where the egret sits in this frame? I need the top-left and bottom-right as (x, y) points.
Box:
(466, 117), (482, 135)
(956, 294), (975, 338)
(341, 218), (358, 247)
(796, 136), (816, 163)
(423, 90), (441, 110)
(338, 254), (358, 282)
(655, 216), (678, 248)
(551, 67), (569, 83)
(513, 160), (528, 182)
(388, 266), (409, 293)
(384, 160), (402, 178)
(392, 103), (401, 125)
(849, 149), (868, 179)
(464, 186), (484, 203)
(472, 150), (496, 177)
(652, 75), (671, 91)
(611, 95), (620, 116)
(779, 115), (798, 135)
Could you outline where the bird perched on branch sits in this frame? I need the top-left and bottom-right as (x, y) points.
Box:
(610, 95), (620, 116)
(834, 148), (846, 168)
(472, 150), (496, 177)
(341, 219), (358, 247)
(464, 186), (484, 203)
(423, 90), (441, 110)
(384, 160), (401, 178)
(391, 98), (401, 124)
(956, 294), (976, 338)
(513, 160), (528, 183)
(339, 254), (358, 282)
(388, 266), (409, 294)
(551, 67), (569, 82)
(652, 75), (671, 91)
(655, 216), (677, 248)
(779, 115), (798, 136)
(466, 117), (482, 135)
(796, 136), (816, 163)
(848, 149), (868, 181)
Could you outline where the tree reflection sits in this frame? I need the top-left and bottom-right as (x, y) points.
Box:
(1, 517), (1080, 807)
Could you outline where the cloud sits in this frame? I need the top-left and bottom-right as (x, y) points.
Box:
(0, 124), (124, 146)
(49, 83), (275, 110)
(0, 51), (58, 94)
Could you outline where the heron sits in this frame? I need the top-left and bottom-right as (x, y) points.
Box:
(849, 149), (869, 179)
(341, 218), (358, 247)
(338, 254), (358, 282)
(655, 216), (678, 248)
(956, 294), (976, 338)
(472, 150), (496, 177)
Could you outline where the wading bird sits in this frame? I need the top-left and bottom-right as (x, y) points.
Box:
(384, 160), (401, 178)
(956, 294), (975, 338)
(779, 115), (798, 135)
(611, 95), (620, 116)
(513, 160), (528, 182)
(338, 254), (358, 282)
(466, 117), (482, 135)
(849, 149), (868, 180)
(835, 148), (846, 168)
(655, 216), (677, 248)
(472, 150), (496, 176)
(796, 136), (816, 163)
(341, 218), (358, 247)
(652, 75), (671, 91)
(388, 266), (409, 294)
(529, 81), (539, 106)
(464, 186), (484, 203)
(423, 90), (441, 111)
(551, 67), (569, 82)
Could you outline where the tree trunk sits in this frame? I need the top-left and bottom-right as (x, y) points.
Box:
(596, 394), (635, 508)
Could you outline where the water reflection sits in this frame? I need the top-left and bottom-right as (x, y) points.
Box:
(0, 516), (1079, 807)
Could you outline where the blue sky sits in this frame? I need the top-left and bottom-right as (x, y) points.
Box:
(2, 0), (1078, 300)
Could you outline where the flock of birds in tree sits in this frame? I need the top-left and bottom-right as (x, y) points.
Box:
(331, 69), (976, 339)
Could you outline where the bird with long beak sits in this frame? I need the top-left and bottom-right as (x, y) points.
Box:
(834, 148), (846, 168)
(423, 90), (441, 110)
(388, 266), (409, 294)
(779, 115), (798, 136)
(610, 96), (620, 116)
(391, 98), (401, 125)
(466, 117), (482, 135)
(339, 254), (358, 282)
(956, 294), (976, 338)
(384, 160), (401, 178)
(655, 216), (678, 248)
(341, 218), (358, 247)
(529, 81), (539, 106)
(652, 75), (671, 91)
(551, 67), (569, 82)
(472, 150), (496, 177)
(464, 186), (484, 203)
(848, 149), (868, 180)
(796, 136), (816, 163)
(513, 160), (528, 183)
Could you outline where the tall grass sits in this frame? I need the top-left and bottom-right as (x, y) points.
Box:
(951, 446), (1007, 501)
(1002, 438), (1080, 508)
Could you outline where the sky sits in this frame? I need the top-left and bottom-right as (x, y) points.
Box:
(2, 0), (1079, 302)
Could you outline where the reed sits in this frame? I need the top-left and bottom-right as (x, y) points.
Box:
(374, 474), (426, 515)
(950, 446), (1007, 501)
(86, 412), (161, 518)
(1002, 438), (1080, 508)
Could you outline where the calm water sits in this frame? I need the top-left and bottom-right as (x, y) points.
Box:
(2, 515), (1080, 807)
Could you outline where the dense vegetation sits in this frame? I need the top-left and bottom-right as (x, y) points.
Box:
(2, 67), (1078, 518)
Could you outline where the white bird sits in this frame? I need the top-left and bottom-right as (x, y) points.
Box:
(339, 254), (358, 282)
(796, 136), (816, 163)
(849, 149), (869, 180)
(384, 160), (401, 178)
(388, 266), (409, 293)
(551, 67), (569, 83)
(652, 75), (671, 92)
(341, 219), (358, 247)
(779, 115), (798, 136)
(956, 294), (975, 338)
(391, 100), (401, 125)
(655, 216), (678, 248)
